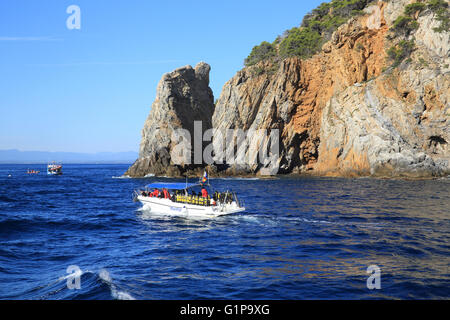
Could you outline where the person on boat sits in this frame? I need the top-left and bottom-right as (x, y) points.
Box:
(163, 188), (170, 199)
(226, 192), (232, 204)
(201, 187), (208, 198)
(152, 189), (160, 197)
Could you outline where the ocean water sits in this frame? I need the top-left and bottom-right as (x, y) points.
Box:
(0, 164), (449, 300)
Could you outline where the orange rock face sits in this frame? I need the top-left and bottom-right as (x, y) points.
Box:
(288, 2), (388, 169)
(214, 2), (392, 175)
(213, 0), (449, 177)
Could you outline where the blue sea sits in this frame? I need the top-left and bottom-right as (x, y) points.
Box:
(0, 164), (449, 300)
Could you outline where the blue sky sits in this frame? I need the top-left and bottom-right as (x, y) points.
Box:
(0, 0), (324, 153)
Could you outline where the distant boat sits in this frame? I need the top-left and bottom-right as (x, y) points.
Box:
(47, 162), (62, 175)
(26, 169), (40, 174)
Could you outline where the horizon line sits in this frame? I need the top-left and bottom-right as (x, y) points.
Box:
(0, 148), (138, 154)
(0, 161), (135, 165)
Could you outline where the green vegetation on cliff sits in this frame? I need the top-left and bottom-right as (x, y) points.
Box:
(404, 2), (426, 16)
(244, 0), (373, 67)
(387, 40), (415, 67)
(391, 1), (449, 36)
(244, 41), (277, 67)
(387, 1), (449, 67)
(245, 0), (449, 69)
(392, 15), (419, 36)
(427, 0), (449, 33)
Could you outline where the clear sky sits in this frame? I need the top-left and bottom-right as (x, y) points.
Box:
(0, 0), (324, 153)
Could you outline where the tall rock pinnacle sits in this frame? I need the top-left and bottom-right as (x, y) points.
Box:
(125, 62), (215, 177)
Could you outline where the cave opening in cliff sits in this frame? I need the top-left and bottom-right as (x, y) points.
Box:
(429, 136), (447, 146)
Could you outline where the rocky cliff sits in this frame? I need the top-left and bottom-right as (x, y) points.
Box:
(125, 62), (215, 177)
(127, 0), (449, 178)
(213, 0), (449, 178)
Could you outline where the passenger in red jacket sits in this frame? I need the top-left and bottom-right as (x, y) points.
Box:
(163, 188), (170, 199)
(152, 189), (160, 197)
(201, 187), (208, 198)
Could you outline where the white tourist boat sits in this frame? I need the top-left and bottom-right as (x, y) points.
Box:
(133, 178), (245, 218)
(47, 162), (63, 175)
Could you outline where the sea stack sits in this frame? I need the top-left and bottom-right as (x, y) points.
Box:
(125, 62), (215, 177)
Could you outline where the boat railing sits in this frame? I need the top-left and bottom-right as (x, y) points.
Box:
(137, 189), (213, 207)
(173, 194), (211, 206)
(135, 186), (245, 209)
(233, 191), (244, 208)
(132, 190), (140, 202)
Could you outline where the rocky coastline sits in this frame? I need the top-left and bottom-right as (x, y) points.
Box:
(126, 0), (449, 179)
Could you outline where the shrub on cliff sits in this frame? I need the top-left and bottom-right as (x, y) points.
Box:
(427, 0), (446, 10)
(281, 0), (371, 58)
(427, 0), (449, 33)
(404, 2), (426, 16)
(392, 15), (419, 36)
(387, 40), (415, 67)
(392, 1), (449, 36)
(244, 41), (276, 67)
(278, 27), (322, 59)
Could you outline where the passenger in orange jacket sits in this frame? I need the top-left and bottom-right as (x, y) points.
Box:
(163, 188), (170, 199)
(201, 187), (208, 198)
(152, 189), (160, 197)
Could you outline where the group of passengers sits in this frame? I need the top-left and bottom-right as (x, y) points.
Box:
(141, 187), (208, 199)
(140, 186), (233, 206)
(140, 188), (171, 199)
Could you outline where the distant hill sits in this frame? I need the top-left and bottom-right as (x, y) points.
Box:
(0, 149), (138, 164)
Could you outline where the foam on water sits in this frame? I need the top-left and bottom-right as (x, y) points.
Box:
(138, 206), (217, 221)
(98, 269), (135, 300)
(212, 177), (261, 181)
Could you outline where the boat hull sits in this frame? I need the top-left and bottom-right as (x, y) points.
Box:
(137, 196), (245, 218)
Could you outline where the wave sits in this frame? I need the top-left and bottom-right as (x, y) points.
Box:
(0, 195), (16, 203)
(138, 207), (213, 221)
(113, 173), (154, 178)
(212, 177), (261, 181)
(225, 214), (384, 230)
(15, 269), (135, 300)
(0, 216), (111, 236)
(278, 216), (384, 229)
(98, 269), (135, 300)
